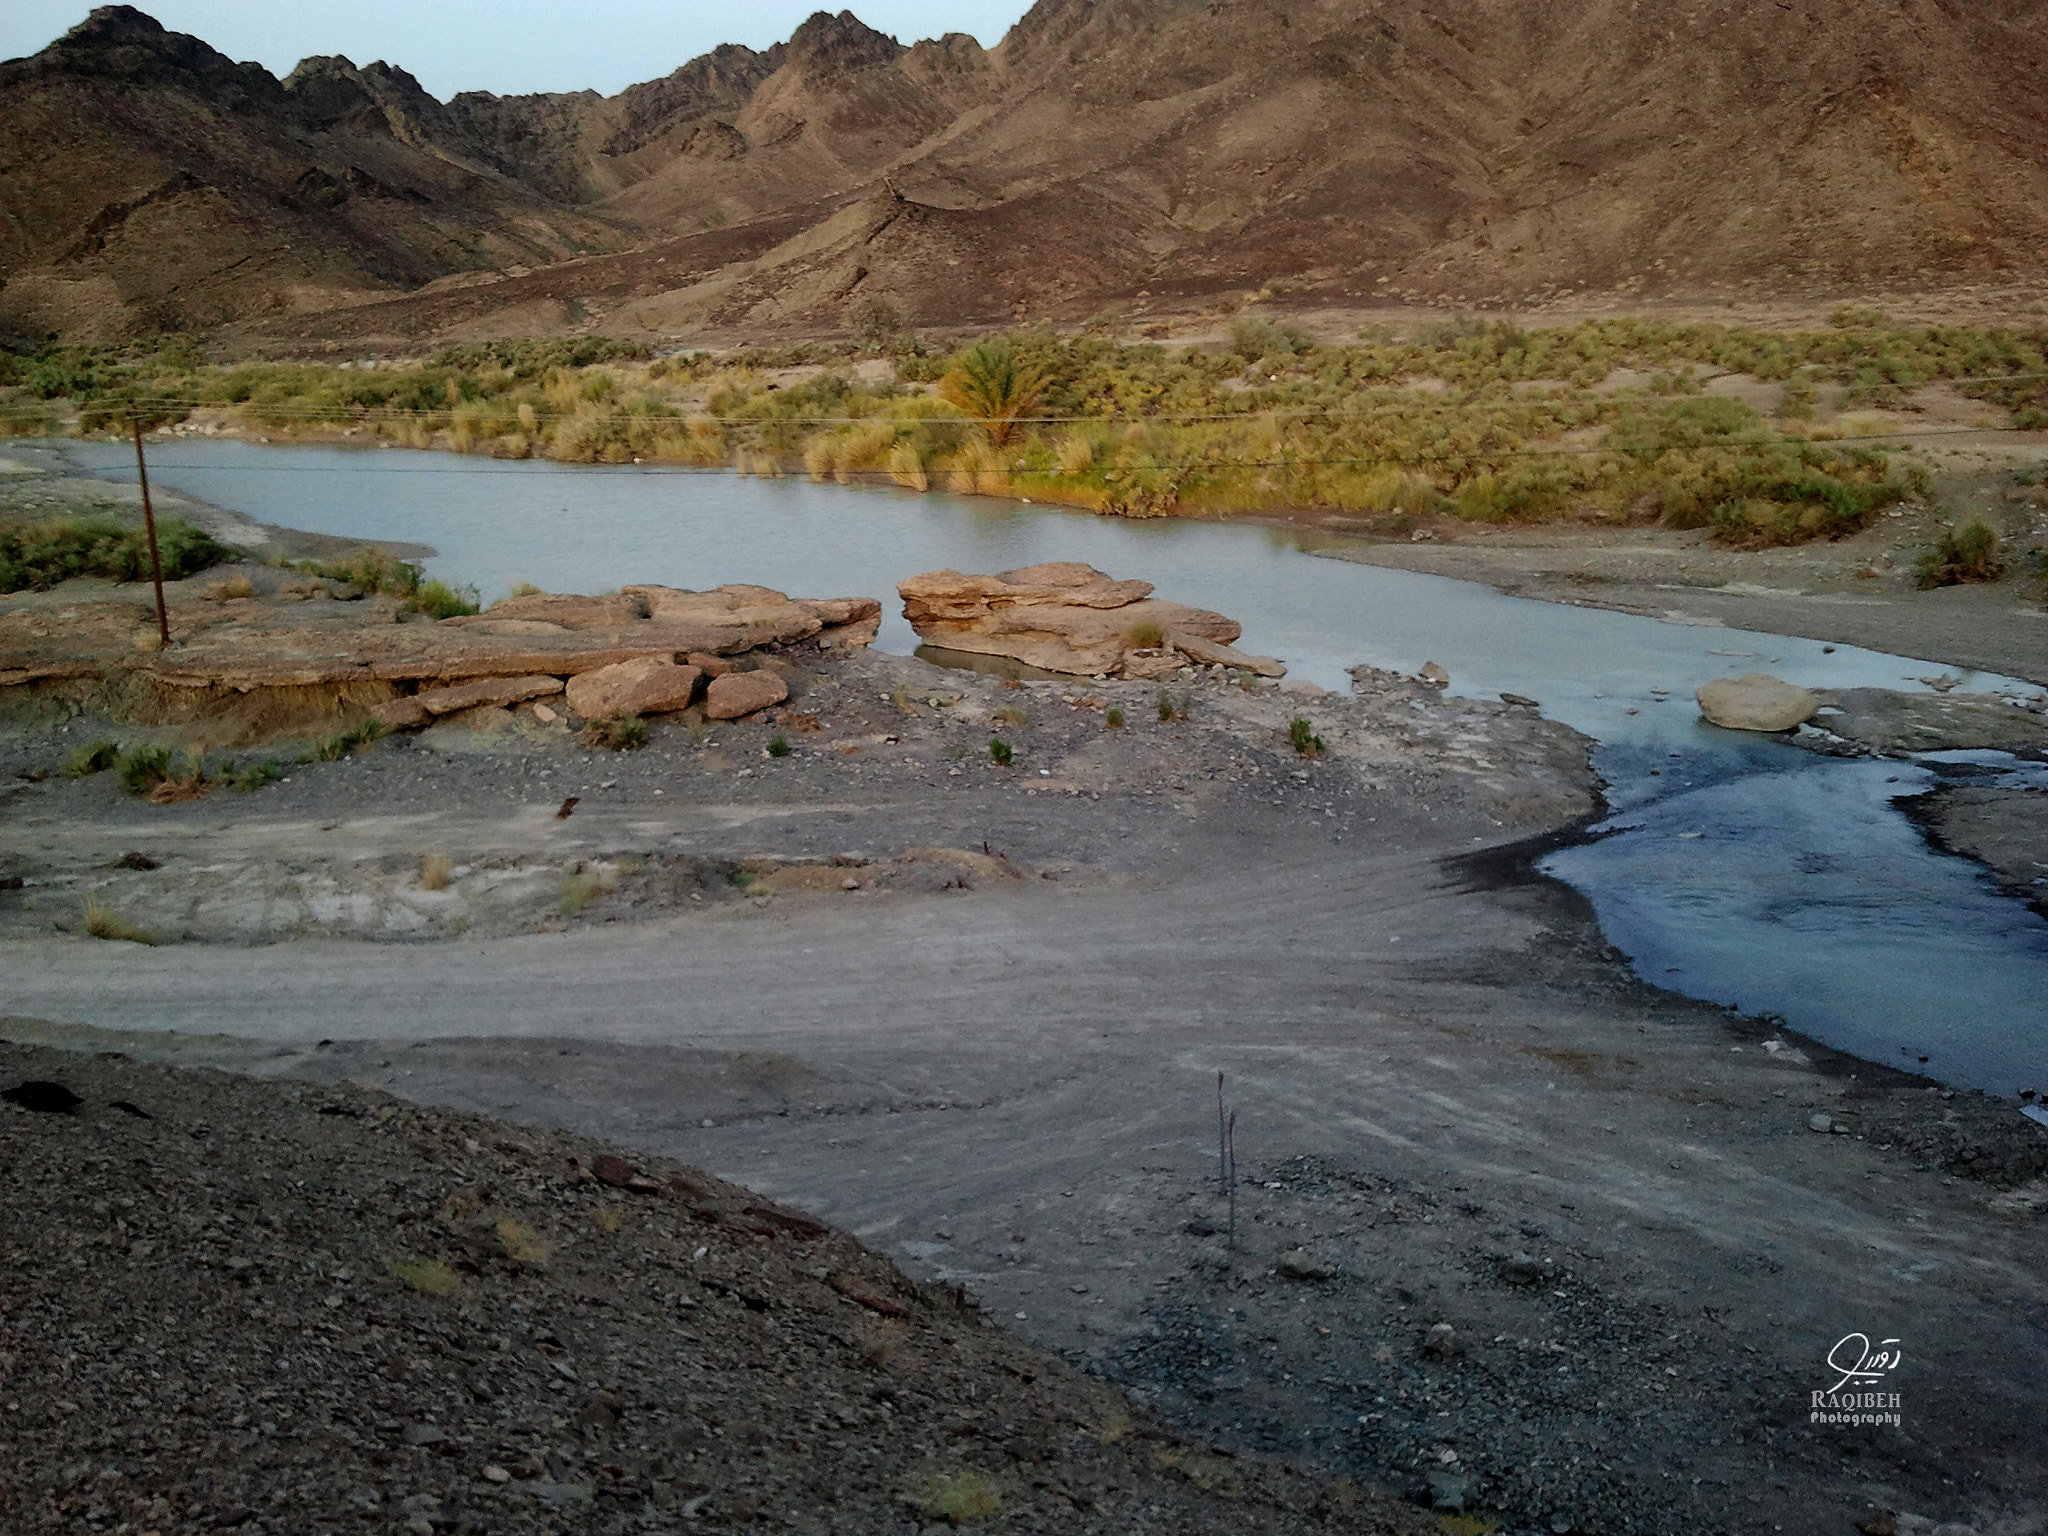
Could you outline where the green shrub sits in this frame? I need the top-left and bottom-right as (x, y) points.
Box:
(766, 733), (791, 757)
(988, 738), (1013, 766)
(0, 516), (234, 592)
(63, 739), (122, 777)
(1288, 717), (1325, 757)
(115, 745), (174, 794)
(583, 716), (647, 751)
(304, 720), (386, 762)
(940, 342), (1047, 448)
(1104, 706), (1126, 729)
(407, 579), (480, 619)
(1917, 520), (2005, 588)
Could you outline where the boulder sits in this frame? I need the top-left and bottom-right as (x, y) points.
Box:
(703, 670), (789, 720)
(565, 657), (702, 719)
(371, 696), (432, 731)
(1696, 673), (1819, 732)
(415, 674), (564, 716)
(897, 564), (1283, 679)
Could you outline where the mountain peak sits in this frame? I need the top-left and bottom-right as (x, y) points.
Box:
(785, 10), (905, 71)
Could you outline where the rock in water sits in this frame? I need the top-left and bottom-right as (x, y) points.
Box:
(703, 670), (789, 720)
(897, 563), (1284, 678)
(1696, 673), (1819, 732)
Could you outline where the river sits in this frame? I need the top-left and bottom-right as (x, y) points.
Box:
(59, 439), (2048, 1096)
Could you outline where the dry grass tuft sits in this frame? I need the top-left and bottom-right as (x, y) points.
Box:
(592, 1205), (624, 1234)
(387, 1256), (459, 1296)
(201, 572), (257, 601)
(495, 1217), (553, 1266)
(84, 898), (156, 945)
(905, 1467), (1006, 1525)
(419, 854), (454, 891)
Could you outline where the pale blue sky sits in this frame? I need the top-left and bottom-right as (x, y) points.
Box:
(0, 3), (1036, 98)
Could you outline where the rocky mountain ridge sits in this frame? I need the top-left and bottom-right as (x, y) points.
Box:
(4, 1), (2047, 342)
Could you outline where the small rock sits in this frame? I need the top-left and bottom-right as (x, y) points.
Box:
(1500, 1252), (1552, 1285)
(704, 670), (790, 720)
(481, 1466), (511, 1485)
(1857, 1515), (1898, 1536)
(2, 1080), (82, 1114)
(401, 1422), (446, 1447)
(1277, 1250), (1335, 1281)
(1423, 1322), (1459, 1358)
(1418, 661), (1450, 688)
(1500, 692), (1540, 708)
(1809, 1113), (1834, 1133)
(588, 1154), (661, 1193)
(1426, 1467), (1475, 1511)
(578, 1391), (621, 1432)
(532, 703), (560, 724)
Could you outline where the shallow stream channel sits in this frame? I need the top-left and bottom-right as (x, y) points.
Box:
(63, 440), (2048, 1096)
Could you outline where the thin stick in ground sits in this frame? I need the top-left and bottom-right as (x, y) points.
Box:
(129, 407), (170, 648)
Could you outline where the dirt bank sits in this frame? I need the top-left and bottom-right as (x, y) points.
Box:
(0, 1041), (1426, 1536)
(4, 629), (2045, 1535)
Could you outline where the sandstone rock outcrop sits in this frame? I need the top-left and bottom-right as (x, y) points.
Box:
(704, 670), (790, 720)
(1696, 673), (1819, 733)
(0, 581), (880, 703)
(896, 563), (1284, 679)
(415, 674), (564, 716)
(565, 658), (702, 719)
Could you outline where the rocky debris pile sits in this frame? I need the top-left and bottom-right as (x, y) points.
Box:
(898, 563), (1285, 680)
(1695, 673), (1818, 733)
(1803, 687), (2048, 755)
(0, 1042), (1428, 1536)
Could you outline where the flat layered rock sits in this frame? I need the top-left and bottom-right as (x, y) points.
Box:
(416, 674), (564, 716)
(897, 563), (1283, 678)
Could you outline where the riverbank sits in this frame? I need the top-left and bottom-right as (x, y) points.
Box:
(5, 597), (2046, 1534)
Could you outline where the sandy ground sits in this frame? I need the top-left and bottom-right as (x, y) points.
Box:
(4, 635), (2046, 1536)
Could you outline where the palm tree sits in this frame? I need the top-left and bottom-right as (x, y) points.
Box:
(939, 342), (1047, 448)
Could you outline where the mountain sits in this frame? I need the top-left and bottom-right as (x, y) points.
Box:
(4, 1), (2046, 345)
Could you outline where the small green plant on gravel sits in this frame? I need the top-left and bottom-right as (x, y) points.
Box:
(1104, 706), (1126, 729)
(495, 1217), (552, 1266)
(1916, 519), (2005, 588)
(988, 738), (1013, 766)
(83, 898), (156, 945)
(304, 719), (387, 762)
(63, 739), (121, 777)
(1289, 716), (1325, 757)
(387, 1256), (459, 1296)
(114, 744), (173, 794)
(559, 869), (611, 915)
(582, 715), (647, 751)
(1156, 690), (1191, 722)
(765, 733), (792, 758)
(991, 704), (1029, 727)
(906, 1468), (1005, 1524)
(221, 756), (285, 791)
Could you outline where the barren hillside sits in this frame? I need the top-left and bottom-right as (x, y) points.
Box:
(3, 0), (2046, 343)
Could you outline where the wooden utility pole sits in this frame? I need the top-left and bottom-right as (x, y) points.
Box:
(129, 407), (171, 648)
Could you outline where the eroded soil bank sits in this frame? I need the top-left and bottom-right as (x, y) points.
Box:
(5, 623), (2045, 1536)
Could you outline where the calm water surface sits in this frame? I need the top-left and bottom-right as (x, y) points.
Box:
(61, 441), (2048, 1095)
